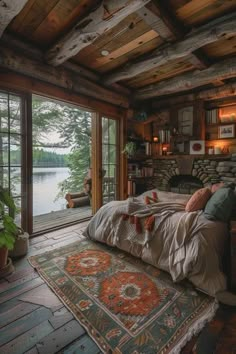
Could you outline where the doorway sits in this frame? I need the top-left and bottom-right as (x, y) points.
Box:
(32, 95), (92, 233)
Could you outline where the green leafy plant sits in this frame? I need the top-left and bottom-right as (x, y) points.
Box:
(122, 142), (137, 157)
(0, 187), (18, 250)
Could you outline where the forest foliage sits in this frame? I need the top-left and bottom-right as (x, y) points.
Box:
(32, 96), (91, 195)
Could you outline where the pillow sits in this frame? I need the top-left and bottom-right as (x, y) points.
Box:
(211, 182), (224, 193)
(204, 187), (236, 222)
(185, 187), (212, 212)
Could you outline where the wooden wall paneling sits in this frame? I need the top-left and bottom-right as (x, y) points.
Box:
(193, 99), (205, 140)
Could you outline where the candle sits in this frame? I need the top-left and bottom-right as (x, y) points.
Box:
(162, 146), (167, 155)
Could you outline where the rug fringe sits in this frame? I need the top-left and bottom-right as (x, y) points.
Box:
(170, 299), (219, 354)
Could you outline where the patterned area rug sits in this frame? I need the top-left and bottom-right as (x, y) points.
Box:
(29, 239), (218, 354)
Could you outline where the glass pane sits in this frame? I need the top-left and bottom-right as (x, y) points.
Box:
(10, 95), (21, 120)
(10, 145), (21, 165)
(102, 145), (109, 164)
(10, 134), (21, 145)
(102, 118), (109, 143)
(14, 197), (21, 226)
(0, 92), (23, 228)
(11, 167), (21, 197)
(108, 164), (117, 178)
(0, 116), (8, 132)
(108, 119), (117, 144)
(0, 143), (9, 165)
(0, 95), (8, 130)
(109, 145), (116, 164)
(10, 118), (21, 134)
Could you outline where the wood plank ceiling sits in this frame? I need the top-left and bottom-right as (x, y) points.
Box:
(1, 0), (236, 103)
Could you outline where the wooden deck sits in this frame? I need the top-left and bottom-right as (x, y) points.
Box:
(33, 206), (92, 233)
(0, 223), (236, 354)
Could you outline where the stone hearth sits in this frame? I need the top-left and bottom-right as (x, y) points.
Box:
(146, 155), (236, 193)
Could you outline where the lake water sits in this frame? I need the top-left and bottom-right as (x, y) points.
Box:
(33, 167), (70, 216)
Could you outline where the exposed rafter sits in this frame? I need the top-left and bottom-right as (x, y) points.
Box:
(0, 0), (28, 38)
(0, 46), (129, 108)
(105, 13), (236, 85)
(45, 0), (151, 66)
(137, 6), (173, 41)
(0, 33), (131, 96)
(147, 0), (187, 40)
(135, 57), (236, 100)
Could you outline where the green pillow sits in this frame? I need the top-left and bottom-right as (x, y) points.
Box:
(204, 187), (236, 222)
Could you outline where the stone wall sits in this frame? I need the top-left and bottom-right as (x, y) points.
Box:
(147, 154), (236, 192)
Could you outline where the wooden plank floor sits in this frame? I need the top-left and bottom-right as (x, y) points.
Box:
(33, 206), (92, 233)
(0, 222), (236, 354)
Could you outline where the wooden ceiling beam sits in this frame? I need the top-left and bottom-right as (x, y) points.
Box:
(146, 0), (187, 40)
(45, 0), (151, 66)
(136, 6), (173, 41)
(105, 13), (236, 85)
(134, 57), (236, 100)
(150, 82), (236, 110)
(0, 0), (29, 38)
(0, 33), (131, 96)
(0, 46), (129, 108)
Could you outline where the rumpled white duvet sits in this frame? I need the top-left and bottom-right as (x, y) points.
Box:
(83, 190), (228, 296)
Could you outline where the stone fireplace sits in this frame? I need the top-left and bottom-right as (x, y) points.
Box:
(146, 155), (236, 193)
(169, 175), (203, 194)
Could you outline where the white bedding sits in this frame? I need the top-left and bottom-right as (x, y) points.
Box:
(84, 189), (228, 296)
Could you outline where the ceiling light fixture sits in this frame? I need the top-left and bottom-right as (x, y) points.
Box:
(101, 50), (109, 56)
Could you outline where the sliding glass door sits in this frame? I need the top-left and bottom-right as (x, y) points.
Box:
(0, 91), (26, 226)
(101, 117), (119, 204)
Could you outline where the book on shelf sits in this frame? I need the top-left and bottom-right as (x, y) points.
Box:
(206, 109), (219, 124)
(128, 180), (136, 196)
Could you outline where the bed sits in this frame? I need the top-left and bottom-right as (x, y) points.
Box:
(83, 189), (229, 297)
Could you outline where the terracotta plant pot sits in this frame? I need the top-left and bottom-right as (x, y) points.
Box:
(0, 247), (8, 269)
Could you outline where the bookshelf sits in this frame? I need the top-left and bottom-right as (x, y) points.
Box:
(127, 157), (154, 196)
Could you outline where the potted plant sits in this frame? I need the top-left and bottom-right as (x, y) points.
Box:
(122, 142), (137, 158)
(0, 187), (18, 276)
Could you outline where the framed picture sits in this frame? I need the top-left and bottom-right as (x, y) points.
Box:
(218, 124), (235, 139)
(190, 140), (205, 155)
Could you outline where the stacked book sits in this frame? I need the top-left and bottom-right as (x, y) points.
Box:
(206, 109), (219, 124)
(128, 180), (136, 196)
(159, 129), (170, 143)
